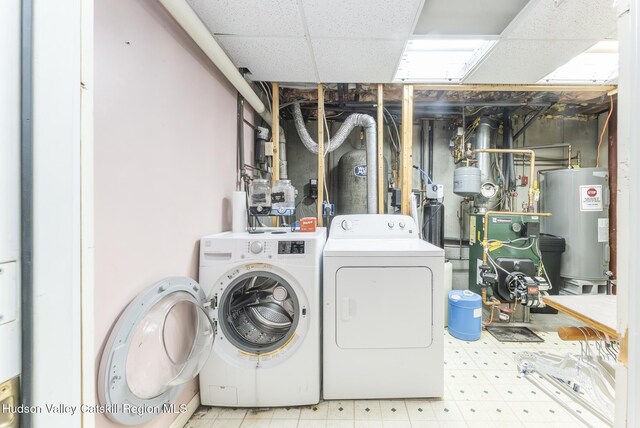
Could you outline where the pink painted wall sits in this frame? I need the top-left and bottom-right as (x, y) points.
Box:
(94, 0), (254, 426)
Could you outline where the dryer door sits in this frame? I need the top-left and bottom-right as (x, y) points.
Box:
(335, 266), (433, 349)
(98, 277), (216, 425)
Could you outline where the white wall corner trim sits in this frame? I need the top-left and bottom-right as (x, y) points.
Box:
(169, 393), (201, 428)
(32, 0), (83, 426)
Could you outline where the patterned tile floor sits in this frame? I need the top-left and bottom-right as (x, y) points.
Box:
(185, 319), (608, 428)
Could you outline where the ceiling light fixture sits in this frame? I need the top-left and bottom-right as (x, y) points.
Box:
(539, 40), (618, 84)
(394, 38), (497, 83)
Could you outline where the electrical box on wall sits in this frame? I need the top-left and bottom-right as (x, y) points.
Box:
(308, 179), (318, 199)
(264, 141), (274, 156)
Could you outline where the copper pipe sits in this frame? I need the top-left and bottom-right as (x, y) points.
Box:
(481, 211), (552, 264)
(480, 288), (501, 327)
(523, 144), (572, 167)
(481, 288), (501, 306)
(472, 148), (537, 211)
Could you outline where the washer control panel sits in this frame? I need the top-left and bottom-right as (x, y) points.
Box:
(278, 240), (305, 254)
(243, 240), (276, 259)
(249, 241), (264, 254)
(242, 239), (306, 258)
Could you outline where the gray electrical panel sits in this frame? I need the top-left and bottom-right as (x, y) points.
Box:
(540, 168), (609, 281)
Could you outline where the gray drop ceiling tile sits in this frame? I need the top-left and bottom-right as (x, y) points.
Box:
(503, 0), (617, 40)
(414, 0), (529, 35)
(312, 38), (405, 83)
(217, 36), (317, 82)
(187, 0), (305, 37)
(301, 0), (424, 40)
(464, 39), (600, 84)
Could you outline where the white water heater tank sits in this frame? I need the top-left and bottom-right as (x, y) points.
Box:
(540, 168), (609, 281)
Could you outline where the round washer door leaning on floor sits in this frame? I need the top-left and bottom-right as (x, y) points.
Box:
(97, 276), (216, 426)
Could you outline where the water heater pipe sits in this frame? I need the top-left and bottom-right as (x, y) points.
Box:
(157, 0), (272, 125)
(526, 144), (573, 167)
(472, 148), (537, 211)
(292, 103), (378, 213)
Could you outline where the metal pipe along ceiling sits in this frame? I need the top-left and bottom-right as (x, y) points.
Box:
(157, 0), (272, 125)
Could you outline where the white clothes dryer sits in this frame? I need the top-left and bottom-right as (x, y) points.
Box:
(97, 228), (326, 425)
(323, 215), (444, 400)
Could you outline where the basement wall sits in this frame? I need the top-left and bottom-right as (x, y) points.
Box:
(282, 115), (600, 290)
(94, 1), (253, 426)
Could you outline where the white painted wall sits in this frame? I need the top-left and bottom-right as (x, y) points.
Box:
(81, 0), (96, 425)
(0, 1), (20, 264)
(615, 0), (639, 426)
(93, 1), (253, 426)
(627, 0), (640, 422)
(0, 0), (21, 385)
(31, 0), (83, 426)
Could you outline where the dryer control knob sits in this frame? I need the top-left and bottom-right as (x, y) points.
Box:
(341, 219), (353, 230)
(388, 221), (395, 229)
(250, 241), (263, 254)
(399, 221), (406, 229)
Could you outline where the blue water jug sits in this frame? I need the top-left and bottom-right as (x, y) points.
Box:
(448, 290), (482, 341)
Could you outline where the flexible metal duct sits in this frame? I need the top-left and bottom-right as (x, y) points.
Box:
(292, 103), (377, 213)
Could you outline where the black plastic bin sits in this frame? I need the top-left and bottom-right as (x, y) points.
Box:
(531, 233), (566, 314)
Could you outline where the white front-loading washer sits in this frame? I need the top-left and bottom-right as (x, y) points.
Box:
(323, 215), (444, 400)
(197, 229), (326, 407)
(97, 228), (326, 425)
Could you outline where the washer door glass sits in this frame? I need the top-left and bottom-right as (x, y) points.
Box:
(98, 277), (215, 425)
(125, 290), (213, 398)
(219, 272), (299, 354)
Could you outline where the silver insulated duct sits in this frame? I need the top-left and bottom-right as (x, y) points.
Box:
(476, 118), (492, 182)
(292, 103), (377, 213)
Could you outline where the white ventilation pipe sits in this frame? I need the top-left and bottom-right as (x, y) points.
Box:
(157, 0), (271, 125)
(292, 103), (377, 213)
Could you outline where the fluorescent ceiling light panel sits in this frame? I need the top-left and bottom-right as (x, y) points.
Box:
(539, 40), (618, 84)
(394, 38), (496, 82)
